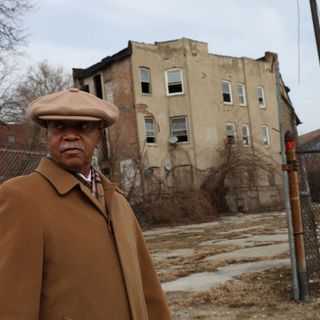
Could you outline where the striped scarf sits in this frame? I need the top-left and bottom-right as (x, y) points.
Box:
(75, 168), (105, 208)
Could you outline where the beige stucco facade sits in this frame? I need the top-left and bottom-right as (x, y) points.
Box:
(73, 38), (299, 212)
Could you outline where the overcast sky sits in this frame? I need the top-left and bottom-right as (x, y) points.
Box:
(22, 0), (319, 135)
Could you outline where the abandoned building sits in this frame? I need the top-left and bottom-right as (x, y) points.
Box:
(73, 38), (299, 213)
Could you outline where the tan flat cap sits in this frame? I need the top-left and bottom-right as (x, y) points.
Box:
(27, 88), (119, 128)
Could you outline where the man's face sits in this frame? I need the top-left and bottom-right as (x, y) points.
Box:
(46, 120), (104, 176)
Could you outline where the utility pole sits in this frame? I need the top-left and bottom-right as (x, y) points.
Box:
(310, 0), (320, 64)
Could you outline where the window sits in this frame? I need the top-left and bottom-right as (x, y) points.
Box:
(144, 117), (156, 143)
(80, 84), (90, 92)
(139, 68), (151, 94)
(237, 83), (247, 106)
(262, 125), (270, 146)
(221, 81), (233, 104)
(165, 69), (184, 95)
(94, 74), (103, 99)
(104, 80), (113, 103)
(225, 123), (236, 144)
(258, 86), (265, 108)
(241, 124), (250, 146)
(170, 117), (189, 142)
(7, 135), (15, 144)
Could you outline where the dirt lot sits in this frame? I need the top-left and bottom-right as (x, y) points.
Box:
(144, 212), (320, 320)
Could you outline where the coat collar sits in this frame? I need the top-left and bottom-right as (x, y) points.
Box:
(35, 158), (124, 220)
(35, 158), (80, 195)
(35, 158), (118, 195)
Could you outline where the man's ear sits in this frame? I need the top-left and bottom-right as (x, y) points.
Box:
(96, 129), (104, 147)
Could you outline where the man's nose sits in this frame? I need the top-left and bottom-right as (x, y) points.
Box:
(63, 128), (80, 140)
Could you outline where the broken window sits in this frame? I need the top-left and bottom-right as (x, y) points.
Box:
(139, 67), (151, 94)
(94, 74), (103, 99)
(258, 86), (265, 108)
(261, 125), (270, 146)
(221, 80), (233, 104)
(171, 117), (189, 142)
(165, 69), (184, 95)
(144, 117), (156, 143)
(225, 123), (236, 145)
(241, 124), (250, 146)
(237, 83), (247, 106)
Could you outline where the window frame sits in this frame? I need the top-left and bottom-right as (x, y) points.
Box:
(165, 68), (184, 96)
(170, 116), (189, 143)
(258, 86), (266, 108)
(144, 117), (156, 144)
(241, 123), (250, 146)
(139, 67), (151, 95)
(261, 125), (270, 146)
(221, 80), (233, 104)
(237, 83), (247, 106)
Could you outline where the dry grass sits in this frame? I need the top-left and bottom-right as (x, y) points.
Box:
(166, 266), (320, 319)
(145, 212), (320, 319)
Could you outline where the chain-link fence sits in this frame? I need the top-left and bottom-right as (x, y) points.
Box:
(0, 143), (47, 185)
(297, 147), (320, 286)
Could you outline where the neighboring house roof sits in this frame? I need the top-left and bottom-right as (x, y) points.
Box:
(299, 129), (320, 146)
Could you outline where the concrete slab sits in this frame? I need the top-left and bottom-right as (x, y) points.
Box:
(162, 258), (290, 292)
(204, 243), (289, 261)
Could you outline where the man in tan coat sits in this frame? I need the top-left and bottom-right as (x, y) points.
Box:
(0, 88), (172, 320)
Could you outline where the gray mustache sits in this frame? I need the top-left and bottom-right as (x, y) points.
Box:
(59, 142), (85, 153)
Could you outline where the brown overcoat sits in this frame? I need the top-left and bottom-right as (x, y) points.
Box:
(0, 158), (171, 320)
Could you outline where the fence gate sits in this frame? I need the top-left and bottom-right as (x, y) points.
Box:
(297, 147), (320, 287)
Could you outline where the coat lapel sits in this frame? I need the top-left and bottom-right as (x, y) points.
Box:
(35, 158), (107, 218)
(100, 176), (148, 320)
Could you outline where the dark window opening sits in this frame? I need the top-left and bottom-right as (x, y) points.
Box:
(168, 83), (183, 94)
(146, 136), (156, 143)
(223, 93), (231, 103)
(80, 84), (89, 92)
(94, 74), (103, 99)
(174, 132), (188, 142)
(141, 82), (150, 94)
(227, 135), (235, 145)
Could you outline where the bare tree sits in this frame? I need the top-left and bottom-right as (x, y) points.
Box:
(0, 0), (34, 57)
(14, 60), (73, 107)
(0, 0), (35, 122)
(200, 139), (281, 212)
(0, 60), (73, 124)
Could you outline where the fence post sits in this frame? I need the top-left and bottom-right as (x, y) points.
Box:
(284, 131), (309, 300)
